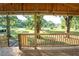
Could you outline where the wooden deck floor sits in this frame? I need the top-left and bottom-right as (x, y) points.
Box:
(0, 47), (79, 56)
(0, 47), (21, 56)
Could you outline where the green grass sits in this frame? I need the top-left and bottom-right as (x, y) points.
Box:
(28, 38), (35, 45)
(44, 40), (67, 45)
(10, 28), (79, 39)
(27, 37), (67, 46)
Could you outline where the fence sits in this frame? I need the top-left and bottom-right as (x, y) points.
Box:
(18, 33), (79, 49)
(0, 35), (8, 47)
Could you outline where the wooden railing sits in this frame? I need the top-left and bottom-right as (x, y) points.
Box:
(18, 34), (35, 49)
(0, 36), (8, 47)
(18, 33), (79, 49)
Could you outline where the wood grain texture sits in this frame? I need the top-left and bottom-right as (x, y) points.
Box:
(0, 3), (79, 15)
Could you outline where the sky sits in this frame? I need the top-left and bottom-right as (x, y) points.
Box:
(43, 15), (61, 24)
(17, 15), (61, 24)
(17, 15), (26, 21)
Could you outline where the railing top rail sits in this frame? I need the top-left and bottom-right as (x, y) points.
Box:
(18, 33), (35, 35)
(18, 33), (74, 35)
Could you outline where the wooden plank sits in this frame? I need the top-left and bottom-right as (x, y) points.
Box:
(18, 34), (21, 50)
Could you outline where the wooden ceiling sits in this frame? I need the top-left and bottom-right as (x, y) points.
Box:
(0, 3), (79, 15)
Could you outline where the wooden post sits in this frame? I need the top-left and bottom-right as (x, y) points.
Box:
(6, 15), (10, 47)
(18, 34), (21, 50)
(34, 13), (37, 49)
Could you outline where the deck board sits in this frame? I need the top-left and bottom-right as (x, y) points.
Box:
(0, 47), (21, 56)
(0, 47), (79, 56)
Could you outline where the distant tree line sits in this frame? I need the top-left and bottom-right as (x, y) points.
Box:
(0, 15), (79, 31)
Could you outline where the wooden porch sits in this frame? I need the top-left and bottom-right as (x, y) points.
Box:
(0, 3), (79, 56)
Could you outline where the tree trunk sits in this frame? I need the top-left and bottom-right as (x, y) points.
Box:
(34, 14), (42, 39)
(64, 16), (73, 38)
(6, 15), (10, 47)
(36, 15), (41, 39)
(34, 14), (42, 49)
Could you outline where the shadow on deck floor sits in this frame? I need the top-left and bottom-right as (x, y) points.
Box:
(20, 46), (79, 56)
(0, 47), (79, 56)
(21, 49), (79, 56)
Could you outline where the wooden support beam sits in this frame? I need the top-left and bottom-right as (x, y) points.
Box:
(0, 11), (79, 15)
(6, 15), (10, 47)
(34, 13), (37, 49)
(18, 34), (21, 50)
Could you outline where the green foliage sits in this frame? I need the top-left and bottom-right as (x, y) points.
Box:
(41, 16), (55, 30)
(0, 15), (6, 27)
(60, 16), (65, 29)
(1, 15), (79, 39)
(24, 15), (34, 29)
(70, 16), (79, 31)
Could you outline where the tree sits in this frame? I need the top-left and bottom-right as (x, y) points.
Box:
(64, 16), (73, 38)
(61, 16), (65, 29)
(34, 15), (42, 39)
(24, 15), (34, 30)
(0, 15), (7, 27)
(71, 16), (79, 31)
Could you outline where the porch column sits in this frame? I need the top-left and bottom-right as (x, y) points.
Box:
(34, 13), (37, 49)
(34, 13), (42, 49)
(6, 15), (10, 47)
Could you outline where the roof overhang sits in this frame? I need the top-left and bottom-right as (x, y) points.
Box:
(0, 3), (79, 15)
